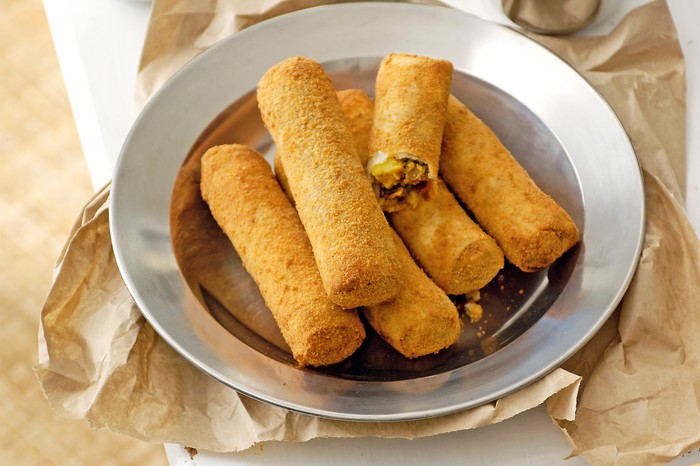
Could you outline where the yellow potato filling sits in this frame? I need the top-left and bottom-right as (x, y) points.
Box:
(369, 156), (429, 210)
(371, 156), (403, 189)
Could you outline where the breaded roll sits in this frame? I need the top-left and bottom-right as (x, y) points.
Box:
(200, 144), (365, 366)
(362, 231), (461, 359)
(257, 57), (402, 309)
(390, 179), (504, 295)
(441, 95), (580, 272)
(367, 53), (453, 212)
(274, 88), (374, 200)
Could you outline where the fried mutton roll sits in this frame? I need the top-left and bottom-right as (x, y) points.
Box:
(440, 95), (580, 272)
(362, 231), (461, 359)
(273, 88), (374, 200)
(367, 53), (453, 212)
(258, 57), (401, 308)
(258, 57), (402, 309)
(390, 179), (504, 295)
(200, 144), (365, 367)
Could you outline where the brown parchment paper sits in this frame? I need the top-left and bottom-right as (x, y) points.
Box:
(36, 1), (700, 465)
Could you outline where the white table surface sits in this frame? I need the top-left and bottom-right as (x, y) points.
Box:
(43, 0), (700, 464)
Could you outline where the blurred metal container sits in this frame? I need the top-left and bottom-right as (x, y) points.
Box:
(502, 0), (602, 34)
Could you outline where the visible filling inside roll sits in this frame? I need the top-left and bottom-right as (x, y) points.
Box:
(367, 151), (430, 211)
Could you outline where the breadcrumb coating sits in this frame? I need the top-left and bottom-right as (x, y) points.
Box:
(441, 95), (580, 272)
(257, 56), (402, 308)
(200, 144), (365, 366)
(390, 179), (504, 295)
(362, 230), (461, 359)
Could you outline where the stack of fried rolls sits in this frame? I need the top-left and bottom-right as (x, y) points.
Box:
(276, 163), (461, 358)
(272, 88), (462, 358)
(195, 55), (581, 366)
(441, 95), (580, 272)
(276, 88), (504, 296)
(199, 144), (366, 367)
(367, 53), (453, 212)
(257, 56), (402, 309)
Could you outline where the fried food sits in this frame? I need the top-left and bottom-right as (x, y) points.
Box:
(440, 95), (580, 272)
(367, 53), (452, 212)
(390, 179), (504, 295)
(257, 56), (402, 309)
(274, 88), (374, 200)
(337, 88), (374, 165)
(277, 86), (503, 295)
(199, 144), (365, 367)
(362, 230), (461, 359)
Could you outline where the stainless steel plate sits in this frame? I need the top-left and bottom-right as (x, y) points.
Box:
(110, 3), (644, 421)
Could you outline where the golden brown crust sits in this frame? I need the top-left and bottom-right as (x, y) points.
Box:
(337, 89), (374, 165)
(362, 231), (461, 359)
(272, 146), (291, 203)
(441, 95), (580, 272)
(257, 57), (402, 309)
(390, 179), (504, 295)
(368, 53), (453, 211)
(274, 88), (374, 202)
(278, 86), (500, 296)
(200, 144), (365, 366)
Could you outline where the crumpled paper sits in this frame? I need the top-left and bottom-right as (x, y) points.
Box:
(36, 1), (700, 465)
(531, 6), (700, 463)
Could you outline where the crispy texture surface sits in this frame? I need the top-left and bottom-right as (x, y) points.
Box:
(258, 57), (401, 309)
(337, 88), (374, 165)
(441, 95), (580, 272)
(362, 231), (461, 359)
(272, 145), (290, 201)
(390, 179), (504, 295)
(368, 53), (453, 211)
(274, 88), (374, 200)
(280, 87), (500, 295)
(199, 144), (365, 366)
